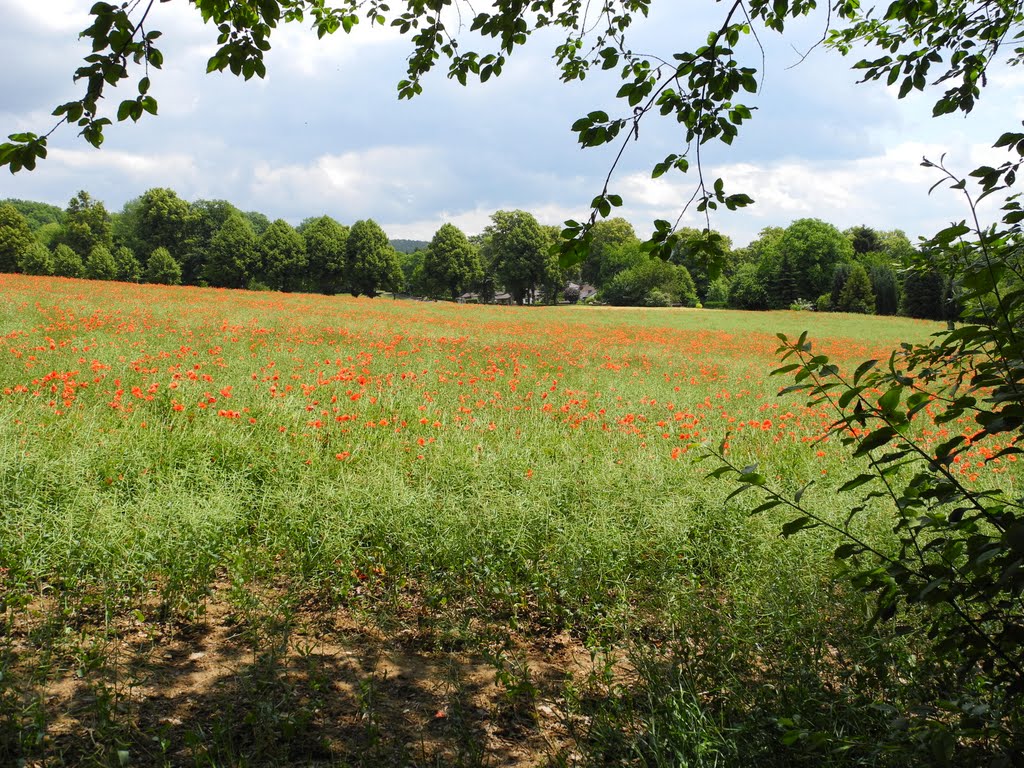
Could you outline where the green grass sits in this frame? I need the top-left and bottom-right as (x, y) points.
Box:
(0, 274), (1014, 766)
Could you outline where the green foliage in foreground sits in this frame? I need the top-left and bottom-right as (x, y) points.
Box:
(712, 161), (1024, 761)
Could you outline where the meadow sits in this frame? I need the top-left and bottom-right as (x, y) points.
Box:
(0, 274), (1013, 766)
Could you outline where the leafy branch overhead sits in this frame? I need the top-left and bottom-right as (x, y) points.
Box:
(1, 1), (1021, 256)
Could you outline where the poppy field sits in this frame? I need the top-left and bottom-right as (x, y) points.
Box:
(0, 274), (1017, 767)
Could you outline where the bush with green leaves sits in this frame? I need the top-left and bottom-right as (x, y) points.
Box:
(0, 202), (34, 273)
(145, 246), (182, 285)
(113, 246), (141, 282)
(84, 245), (117, 281)
(51, 243), (84, 278)
(601, 257), (697, 307)
(711, 159), (1024, 759)
(16, 242), (54, 276)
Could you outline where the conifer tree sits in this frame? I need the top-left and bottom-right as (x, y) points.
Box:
(837, 262), (875, 314)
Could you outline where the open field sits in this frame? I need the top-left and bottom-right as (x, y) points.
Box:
(0, 274), (1015, 766)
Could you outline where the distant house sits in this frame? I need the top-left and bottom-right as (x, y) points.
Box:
(458, 292), (480, 304)
(493, 292), (513, 305)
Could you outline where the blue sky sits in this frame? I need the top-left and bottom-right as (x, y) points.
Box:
(1, 1), (1020, 247)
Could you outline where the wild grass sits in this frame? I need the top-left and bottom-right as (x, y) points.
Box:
(0, 274), (1013, 766)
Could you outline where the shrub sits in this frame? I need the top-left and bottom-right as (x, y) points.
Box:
(712, 160), (1024, 760)
(815, 293), (831, 312)
(643, 288), (672, 307)
(84, 245), (117, 280)
(601, 257), (697, 306)
(52, 243), (84, 278)
(146, 247), (182, 285)
(788, 297), (815, 311)
(113, 246), (142, 282)
(16, 242), (54, 276)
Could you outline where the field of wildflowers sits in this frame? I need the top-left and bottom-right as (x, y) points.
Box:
(0, 274), (1015, 766)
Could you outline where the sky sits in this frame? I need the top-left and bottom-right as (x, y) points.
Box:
(0, 1), (1021, 247)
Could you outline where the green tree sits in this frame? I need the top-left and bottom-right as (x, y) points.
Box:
(0, 198), (63, 231)
(868, 264), (900, 316)
(0, 202), (34, 272)
(184, 199), (242, 283)
(836, 261), (875, 313)
(60, 191), (112, 256)
(203, 211), (258, 289)
(257, 219), (307, 292)
(900, 263), (948, 320)
(769, 251), (800, 309)
(113, 246), (142, 282)
(299, 215), (349, 295)
(396, 249), (427, 296)
(670, 227), (733, 301)
(586, 239), (647, 290)
(35, 222), (62, 250)
(146, 246), (182, 285)
(112, 195), (144, 254)
(422, 223), (482, 300)
(345, 219), (402, 298)
(17, 242), (54, 276)
(580, 217), (639, 287)
(483, 210), (551, 305)
(844, 224), (884, 255)
(244, 211), (271, 236)
(51, 243), (84, 278)
(705, 275), (731, 306)
(829, 263), (853, 309)
(126, 187), (196, 266)
(727, 263), (769, 310)
(878, 229), (919, 266)
(777, 218), (854, 304)
(84, 244), (117, 281)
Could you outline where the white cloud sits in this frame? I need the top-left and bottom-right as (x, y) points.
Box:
(10, 0), (88, 32)
(382, 201), (588, 239)
(607, 137), (1011, 246)
(49, 148), (199, 181)
(247, 147), (454, 221)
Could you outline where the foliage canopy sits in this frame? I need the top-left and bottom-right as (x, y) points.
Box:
(3, 0), (1021, 262)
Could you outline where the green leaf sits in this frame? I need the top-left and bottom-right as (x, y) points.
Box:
(853, 358), (878, 384)
(853, 427), (898, 457)
(839, 473), (877, 493)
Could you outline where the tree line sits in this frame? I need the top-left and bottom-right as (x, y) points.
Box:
(0, 189), (951, 318)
